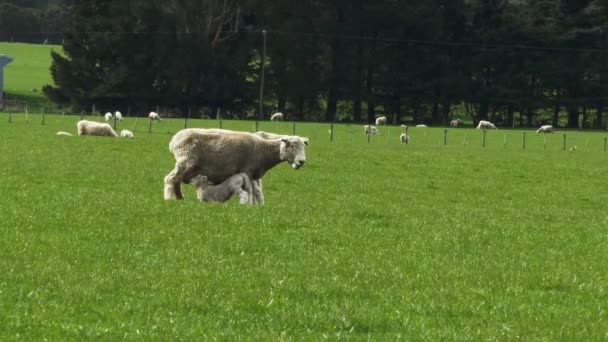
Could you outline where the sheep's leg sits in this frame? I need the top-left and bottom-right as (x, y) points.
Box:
(163, 159), (194, 200)
(236, 189), (249, 204)
(251, 179), (265, 206)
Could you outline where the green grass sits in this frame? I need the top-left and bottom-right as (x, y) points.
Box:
(0, 115), (607, 340)
(0, 42), (61, 108)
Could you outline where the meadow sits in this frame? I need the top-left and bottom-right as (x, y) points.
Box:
(0, 113), (607, 339)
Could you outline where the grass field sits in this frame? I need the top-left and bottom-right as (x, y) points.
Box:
(0, 42), (60, 107)
(0, 113), (607, 339)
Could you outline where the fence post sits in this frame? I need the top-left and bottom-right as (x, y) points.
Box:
(148, 118), (152, 133)
(292, 121), (296, 135)
(503, 134), (506, 149)
(219, 119), (223, 129)
(330, 123), (334, 143)
(80, 110), (84, 120)
(443, 129), (447, 146)
(605, 137), (607, 152)
(463, 133), (467, 146)
(543, 135), (546, 150)
(255, 121), (259, 132)
(563, 134), (566, 151)
(133, 118), (138, 132)
(8, 111), (12, 123)
(482, 129), (486, 147)
(61, 111), (65, 122)
(523, 132), (526, 149)
(405, 126), (409, 145)
(41, 108), (46, 125)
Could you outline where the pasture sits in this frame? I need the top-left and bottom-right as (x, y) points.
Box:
(0, 113), (607, 339)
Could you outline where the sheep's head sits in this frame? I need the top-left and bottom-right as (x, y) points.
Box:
(280, 137), (307, 169)
(189, 175), (209, 188)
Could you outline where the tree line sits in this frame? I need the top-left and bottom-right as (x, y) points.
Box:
(19, 0), (608, 128)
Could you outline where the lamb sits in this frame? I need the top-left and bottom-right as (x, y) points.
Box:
(364, 125), (379, 135)
(149, 111), (161, 121)
(476, 120), (497, 130)
(375, 116), (387, 125)
(104, 112), (113, 121)
(164, 128), (308, 205)
(120, 129), (134, 138)
(115, 111), (123, 121)
(450, 119), (463, 128)
(270, 112), (284, 121)
(536, 125), (554, 134)
(400, 133), (410, 144)
(56, 131), (72, 136)
(77, 120), (118, 137)
(189, 173), (253, 205)
(416, 124), (428, 128)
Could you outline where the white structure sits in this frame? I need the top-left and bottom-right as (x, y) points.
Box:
(375, 116), (387, 125)
(120, 129), (134, 138)
(364, 125), (379, 135)
(77, 120), (118, 137)
(399, 133), (410, 144)
(115, 111), (123, 121)
(536, 125), (554, 134)
(270, 112), (284, 121)
(189, 173), (253, 205)
(164, 129), (308, 205)
(476, 120), (497, 130)
(104, 112), (113, 121)
(149, 111), (161, 121)
(450, 119), (463, 127)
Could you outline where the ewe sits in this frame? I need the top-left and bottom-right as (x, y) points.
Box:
(400, 133), (410, 144)
(115, 111), (123, 121)
(270, 112), (284, 121)
(189, 173), (253, 205)
(450, 119), (463, 128)
(104, 112), (113, 121)
(537, 125), (554, 134)
(375, 116), (387, 125)
(476, 120), (497, 130)
(164, 129), (308, 205)
(77, 120), (118, 137)
(149, 112), (161, 121)
(364, 125), (379, 135)
(120, 129), (134, 138)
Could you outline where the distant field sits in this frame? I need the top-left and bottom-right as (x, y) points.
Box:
(0, 115), (607, 339)
(0, 42), (60, 106)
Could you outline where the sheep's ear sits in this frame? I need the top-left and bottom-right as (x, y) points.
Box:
(302, 138), (310, 145)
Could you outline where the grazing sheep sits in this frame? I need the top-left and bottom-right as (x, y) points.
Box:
(476, 120), (497, 130)
(416, 124), (428, 128)
(164, 128), (308, 205)
(364, 125), (379, 135)
(120, 129), (134, 138)
(375, 116), (387, 125)
(270, 112), (284, 121)
(400, 133), (410, 144)
(104, 112), (113, 121)
(536, 125), (554, 134)
(149, 111), (161, 121)
(189, 173), (253, 205)
(56, 131), (72, 136)
(115, 111), (123, 121)
(450, 119), (463, 128)
(77, 120), (118, 137)
(400, 124), (408, 128)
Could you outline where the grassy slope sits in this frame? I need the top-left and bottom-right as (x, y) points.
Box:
(0, 116), (606, 339)
(0, 42), (60, 107)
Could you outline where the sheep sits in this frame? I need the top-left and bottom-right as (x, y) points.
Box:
(115, 111), (123, 121)
(476, 120), (497, 130)
(400, 133), (410, 144)
(536, 125), (554, 134)
(164, 128), (308, 205)
(56, 131), (72, 136)
(189, 173), (253, 205)
(364, 125), (379, 135)
(104, 112), (113, 121)
(270, 112), (284, 121)
(400, 124), (408, 128)
(77, 120), (118, 137)
(120, 129), (134, 138)
(375, 116), (387, 125)
(450, 119), (463, 128)
(416, 124), (428, 128)
(149, 111), (161, 121)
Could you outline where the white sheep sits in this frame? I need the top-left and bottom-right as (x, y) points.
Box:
(149, 111), (161, 121)
(537, 125), (554, 134)
(400, 124), (408, 128)
(164, 128), (308, 205)
(450, 119), (463, 128)
(115, 111), (123, 121)
(400, 133), (410, 144)
(416, 124), (428, 128)
(375, 116), (387, 125)
(189, 173), (253, 205)
(270, 112), (284, 121)
(476, 120), (497, 130)
(120, 129), (134, 138)
(77, 120), (118, 137)
(364, 125), (379, 135)
(104, 112), (113, 121)
(56, 131), (72, 136)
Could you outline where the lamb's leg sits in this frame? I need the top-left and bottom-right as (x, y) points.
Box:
(251, 179), (265, 206)
(236, 188), (249, 204)
(163, 159), (193, 200)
